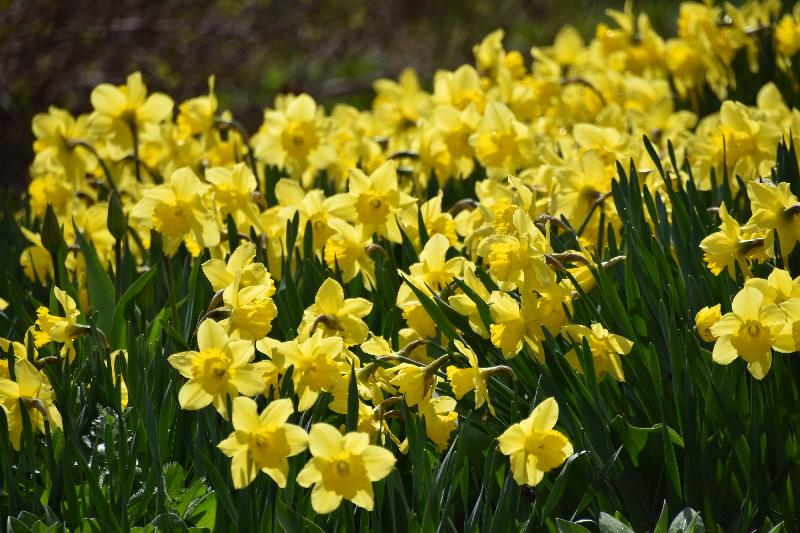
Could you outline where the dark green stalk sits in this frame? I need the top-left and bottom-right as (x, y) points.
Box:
(163, 253), (181, 335)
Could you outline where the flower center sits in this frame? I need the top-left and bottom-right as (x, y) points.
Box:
(153, 200), (192, 238)
(491, 199), (515, 234)
(356, 191), (391, 225)
(250, 426), (290, 467)
(324, 236), (359, 271)
(487, 242), (524, 280)
(229, 293), (276, 339)
(282, 120), (318, 158)
(524, 430), (570, 471)
(335, 460), (350, 475)
(731, 319), (772, 363)
(321, 453), (371, 499)
(192, 347), (233, 392)
(213, 184), (250, 216)
(476, 129), (516, 166)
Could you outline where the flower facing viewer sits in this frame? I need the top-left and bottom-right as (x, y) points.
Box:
(497, 397), (573, 487)
(217, 397), (308, 489)
(709, 286), (787, 379)
(296, 423), (396, 513)
(167, 319), (264, 416)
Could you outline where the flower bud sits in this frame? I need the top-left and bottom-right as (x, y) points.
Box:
(107, 191), (127, 241)
(41, 204), (64, 258)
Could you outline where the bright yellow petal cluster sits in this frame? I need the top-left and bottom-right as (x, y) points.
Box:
(217, 397), (308, 489)
(497, 397), (573, 487)
(296, 423), (396, 514)
(0, 359), (63, 450)
(167, 319), (264, 415)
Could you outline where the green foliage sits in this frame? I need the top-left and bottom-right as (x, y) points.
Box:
(2, 136), (799, 530)
(4, 5), (800, 532)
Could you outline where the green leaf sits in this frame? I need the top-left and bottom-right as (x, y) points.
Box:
(7, 517), (34, 533)
(598, 512), (635, 533)
(345, 362), (359, 432)
(540, 451), (587, 522)
(609, 416), (684, 467)
(668, 508), (705, 533)
(185, 492), (216, 529)
(198, 454), (238, 524)
(226, 213), (239, 251)
(41, 204), (64, 258)
(74, 220), (115, 335)
(276, 499), (325, 533)
(556, 519), (593, 533)
(111, 262), (160, 348)
(654, 501), (669, 533)
(160, 318), (190, 351)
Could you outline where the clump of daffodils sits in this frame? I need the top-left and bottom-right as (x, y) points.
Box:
(13, 0), (800, 514)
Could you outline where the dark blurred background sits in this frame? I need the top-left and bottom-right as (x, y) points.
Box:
(0, 0), (678, 191)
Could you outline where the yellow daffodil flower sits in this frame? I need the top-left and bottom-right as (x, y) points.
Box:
(497, 396), (573, 487)
(252, 93), (336, 187)
(470, 101), (533, 178)
(34, 287), (87, 362)
(419, 395), (459, 452)
(561, 322), (634, 382)
(89, 71), (174, 160)
(372, 68), (430, 134)
(296, 423), (396, 513)
(272, 178), (352, 251)
(700, 203), (768, 278)
(695, 304), (722, 342)
(488, 291), (544, 359)
(221, 283), (278, 341)
(446, 339), (495, 415)
(131, 167), (220, 256)
(390, 363), (434, 407)
(709, 287), (787, 379)
(297, 278), (372, 346)
(745, 180), (800, 258)
(477, 209), (551, 292)
(343, 161), (415, 244)
(0, 359), (63, 450)
(176, 75), (218, 140)
(323, 219), (376, 288)
(202, 242), (274, 300)
(744, 269), (800, 353)
(206, 162), (264, 232)
(280, 330), (346, 411)
(19, 228), (54, 284)
(167, 319), (264, 416)
(217, 397), (308, 489)
(31, 107), (92, 184)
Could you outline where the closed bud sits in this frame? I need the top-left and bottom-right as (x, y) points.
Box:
(41, 204), (64, 257)
(107, 191), (127, 241)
